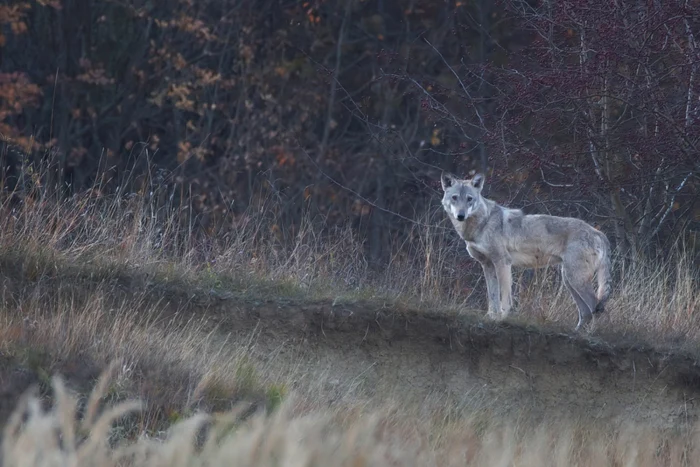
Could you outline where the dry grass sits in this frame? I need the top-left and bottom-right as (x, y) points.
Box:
(0, 160), (697, 464)
(0, 171), (696, 343)
(510, 243), (700, 345)
(5, 368), (700, 467)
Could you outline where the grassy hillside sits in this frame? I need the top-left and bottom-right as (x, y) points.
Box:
(0, 175), (698, 466)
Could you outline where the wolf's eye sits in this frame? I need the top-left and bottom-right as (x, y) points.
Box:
(452, 195), (458, 201)
(467, 196), (473, 202)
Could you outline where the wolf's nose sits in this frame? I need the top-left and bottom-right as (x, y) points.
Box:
(456, 213), (465, 222)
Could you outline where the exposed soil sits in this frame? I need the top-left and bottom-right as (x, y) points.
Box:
(1, 259), (699, 432)
(206, 297), (700, 430)
(0, 352), (103, 424)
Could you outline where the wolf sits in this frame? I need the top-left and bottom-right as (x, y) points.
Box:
(440, 172), (612, 331)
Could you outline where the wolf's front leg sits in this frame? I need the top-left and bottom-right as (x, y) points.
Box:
(494, 260), (513, 318)
(480, 261), (501, 320)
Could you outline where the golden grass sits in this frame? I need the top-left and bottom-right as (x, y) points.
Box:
(0, 177), (696, 345)
(0, 161), (697, 464)
(5, 367), (700, 467)
(511, 243), (700, 344)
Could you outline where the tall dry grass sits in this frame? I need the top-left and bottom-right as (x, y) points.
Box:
(0, 153), (698, 464)
(511, 241), (700, 344)
(0, 155), (697, 345)
(5, 366), (700, 467)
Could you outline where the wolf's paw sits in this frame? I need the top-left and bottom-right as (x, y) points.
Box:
(574, 321), (592, 334)
(487, 311), (502, 321)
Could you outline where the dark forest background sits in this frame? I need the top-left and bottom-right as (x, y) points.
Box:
(1, 0), (698, 266)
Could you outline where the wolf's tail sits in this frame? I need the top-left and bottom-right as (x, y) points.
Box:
(594, 232), (612, 314)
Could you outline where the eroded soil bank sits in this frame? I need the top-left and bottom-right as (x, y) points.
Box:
(1, 268), (698, 432)
(211, 298), (700, 430)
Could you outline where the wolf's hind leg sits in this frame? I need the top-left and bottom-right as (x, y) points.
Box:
(561, 264), (597, 331)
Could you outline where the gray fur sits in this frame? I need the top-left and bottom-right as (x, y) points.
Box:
(441, 172), (612, 331)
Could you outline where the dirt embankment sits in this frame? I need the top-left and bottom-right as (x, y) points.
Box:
(1, 260), (699, 431)
(213, 298), (700, 429)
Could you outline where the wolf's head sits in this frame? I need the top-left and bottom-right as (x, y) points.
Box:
(440, 172), (485, 222)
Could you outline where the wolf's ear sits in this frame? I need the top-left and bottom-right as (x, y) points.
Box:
(471, 173), (485, 191)
(441, 172), (457, 191)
